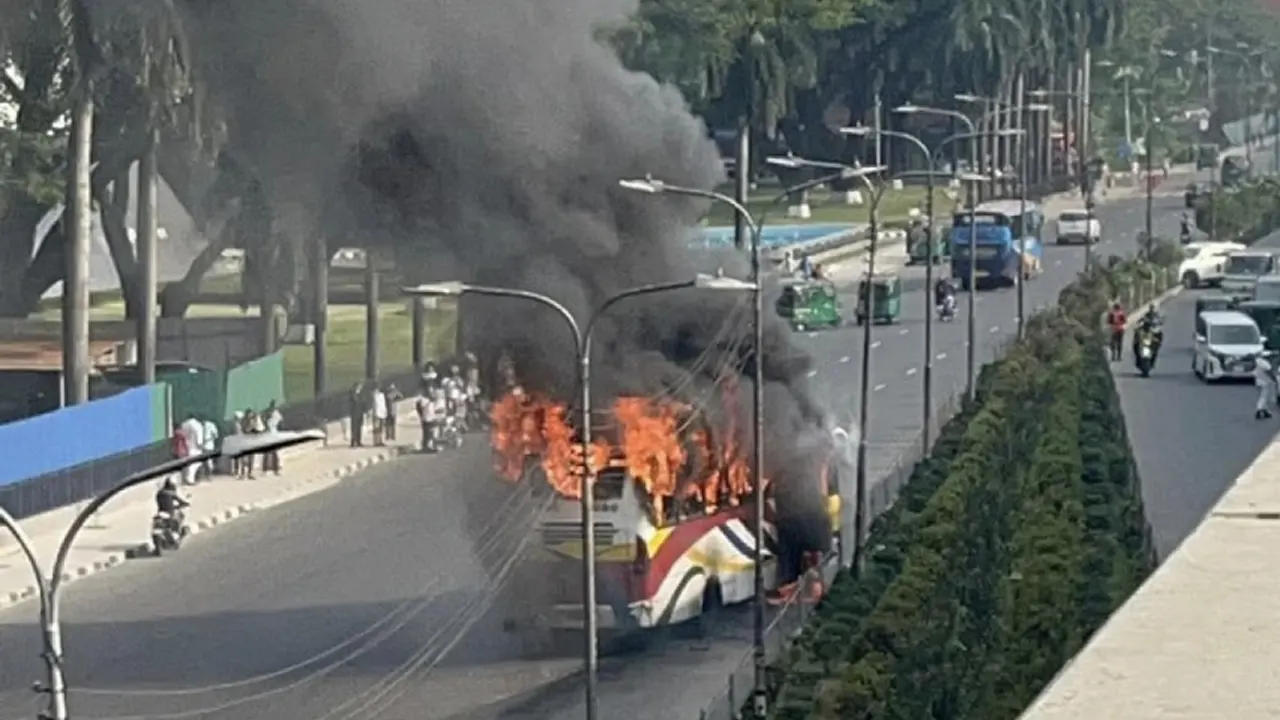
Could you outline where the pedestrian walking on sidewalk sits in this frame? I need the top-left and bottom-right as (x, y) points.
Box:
(263, 401), (284, 475)
(229, 411), (244, 476)
(384, 383), (402, 441)
(170, 424), (189, 484)
(1256, 355), (1276, 420)
(179, 414), (204, 485)
(202, 416), (220, 476)
(239, 409), (264, 479)
(348, 382), (366, 447)
(372, 384), (388, 446)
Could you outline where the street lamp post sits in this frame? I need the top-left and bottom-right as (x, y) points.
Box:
(0, 430), (324, 720)
(617, 170), (886, 716)
(406, 273), (753, 720)
(827, 127), (992, 446)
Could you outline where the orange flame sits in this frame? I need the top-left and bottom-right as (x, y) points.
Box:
(488, 387), (761, 514)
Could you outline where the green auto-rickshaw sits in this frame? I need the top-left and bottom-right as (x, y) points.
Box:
(1236, 300), (1280, 351)
(776, 279), (842, 332)
(855, 273), (903, 325)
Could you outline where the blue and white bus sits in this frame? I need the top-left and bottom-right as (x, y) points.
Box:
(950, 200), (1044, 289)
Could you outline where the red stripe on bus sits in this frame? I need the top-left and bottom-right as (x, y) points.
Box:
(641, 506), (751, 600)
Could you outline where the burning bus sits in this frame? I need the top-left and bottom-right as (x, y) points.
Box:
(490, 377), (842, 642)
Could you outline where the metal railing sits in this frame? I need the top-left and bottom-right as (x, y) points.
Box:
(0, 366), (424, 521)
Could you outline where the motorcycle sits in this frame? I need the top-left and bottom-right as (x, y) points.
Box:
(937, 294), (957, 322)
(435, 415), (465, 450)
(151, 510), (190, 555)
(1135, 335), (1157, 377)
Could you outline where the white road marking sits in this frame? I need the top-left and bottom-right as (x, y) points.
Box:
(873, 383), (887, 392)
(806, 369), (818, 377)
(1053, 259), (1062, 266)
(839, 355), (851, 363)
(871, 341), (881, 349)
(937, 352), (947, 360)
(898, 328), (909, 335)
(905, 367), (918, 376)
(989, 325), (1000, 333)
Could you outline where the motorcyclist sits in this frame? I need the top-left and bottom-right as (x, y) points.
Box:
(934, 278), (956, 311)
(1133, 305), (1164, 360)
(1180, 212), (1194, 242)
(1105, 302), (1127, 361)
(154, 478), (189, 528)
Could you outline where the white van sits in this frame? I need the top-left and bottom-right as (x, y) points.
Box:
(1193, 310), (1265, 381)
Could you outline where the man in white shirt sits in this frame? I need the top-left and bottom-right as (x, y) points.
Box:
(179, 414), (204, 485)
(371, 386), (388, 446)
(1256, 355), (1275, 420)
(416, 389), (440, 452)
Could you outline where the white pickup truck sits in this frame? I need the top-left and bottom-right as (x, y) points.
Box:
(1053, 209), (1101, 245)
(1179, 241), (1246, 288)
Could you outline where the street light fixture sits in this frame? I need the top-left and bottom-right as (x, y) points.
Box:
(405, 273), (752, 720)
(1, 429), (324, 720)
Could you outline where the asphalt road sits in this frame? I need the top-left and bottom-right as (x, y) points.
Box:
(0, 173), (1261, 720)
(1114, 229), (1280, 559)
(0, 448), (566, 720)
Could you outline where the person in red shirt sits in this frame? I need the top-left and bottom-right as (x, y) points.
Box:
(1106, 302), (1127, 361)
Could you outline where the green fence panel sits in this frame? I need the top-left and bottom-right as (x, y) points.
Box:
(162, 369), (225, 426)
(223, 351), (285, 419)
(148, 382), (171, 440)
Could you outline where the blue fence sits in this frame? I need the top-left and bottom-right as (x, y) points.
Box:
(0, 385), (166, 487)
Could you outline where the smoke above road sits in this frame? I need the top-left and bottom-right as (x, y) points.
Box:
(181, 0), (837, 549)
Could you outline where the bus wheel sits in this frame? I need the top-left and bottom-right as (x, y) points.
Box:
(692, 581), (723, 639)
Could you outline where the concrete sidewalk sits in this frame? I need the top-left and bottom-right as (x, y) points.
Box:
(0, 400), (427, 613)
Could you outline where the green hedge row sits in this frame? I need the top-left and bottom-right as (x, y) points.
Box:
(759, 251), (1177, 719)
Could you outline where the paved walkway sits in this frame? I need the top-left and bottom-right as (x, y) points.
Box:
(0, 401), (425, 612)
(1020, 433), (1280, 720)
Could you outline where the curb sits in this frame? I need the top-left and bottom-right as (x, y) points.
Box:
(0, 445), (411, 613)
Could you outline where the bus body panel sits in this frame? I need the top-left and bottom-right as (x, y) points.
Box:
(950, 201), (1043, 285)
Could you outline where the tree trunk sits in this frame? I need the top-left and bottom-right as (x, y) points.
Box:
(63, 91), (94, 406)
(0, 198), (57, 316)
(98, 170), (142, 318)
(158, 218), (234, 318)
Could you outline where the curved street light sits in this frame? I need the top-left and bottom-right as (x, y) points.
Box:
(0, 429), (324, 720)
(618, 167), (882, 718)
(404, 272), (753, 720)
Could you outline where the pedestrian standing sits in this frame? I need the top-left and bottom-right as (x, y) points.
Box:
(240, 409), (262, 479)
(384, 383), (402, 441)
(228, 411), (244, 477)
(170, 424), (189, 485)
(263, 400), (284, 475)
(348, 382), (365, 447)
(1256, 355), (1275, 420)
(201, 416), (220, 477)
(179, 414), (204, 485)
(372, 384), (388, 446)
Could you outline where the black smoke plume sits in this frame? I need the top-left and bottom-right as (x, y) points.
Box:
(177, 0), (836, 552)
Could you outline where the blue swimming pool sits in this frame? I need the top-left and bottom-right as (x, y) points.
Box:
(696, 223), (860, 249)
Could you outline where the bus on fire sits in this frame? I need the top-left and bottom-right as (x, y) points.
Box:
(489, 380), (842, 647)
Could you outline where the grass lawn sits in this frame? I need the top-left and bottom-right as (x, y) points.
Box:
(280, 302), (456, 402)
(704, 186), (956, 226)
